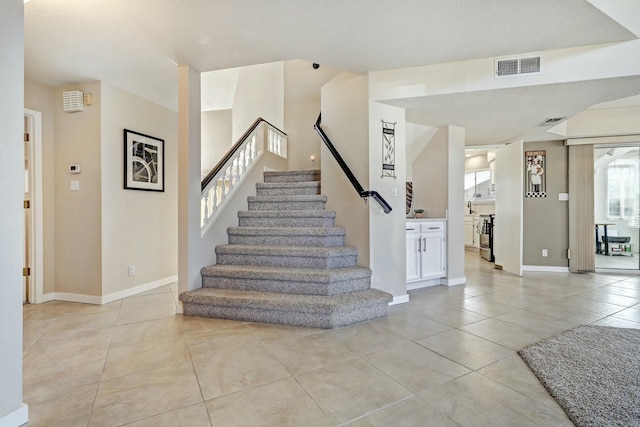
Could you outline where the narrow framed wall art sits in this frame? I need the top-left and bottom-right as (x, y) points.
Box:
(381, 120), (396, 178)
(525, 150), (546, 197)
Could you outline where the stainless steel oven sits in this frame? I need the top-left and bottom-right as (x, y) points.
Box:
(479, 214), (495, 262)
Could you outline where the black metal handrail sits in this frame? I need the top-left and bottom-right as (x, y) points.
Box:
(201, 117), (287, 192)
(314, 113), (392, 214)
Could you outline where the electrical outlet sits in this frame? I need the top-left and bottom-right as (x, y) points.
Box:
(128, 265), (135, 277)
(542, 249), (548, 257)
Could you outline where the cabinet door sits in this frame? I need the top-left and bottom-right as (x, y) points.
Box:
(421, 232), (444, 279)
(406, 230), (421, 282)
(464, 219), (474, 246)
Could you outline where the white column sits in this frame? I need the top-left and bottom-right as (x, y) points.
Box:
(178, 65), (202, 310)
(0, 0), (29, 425)
(444, 126), (466, 286)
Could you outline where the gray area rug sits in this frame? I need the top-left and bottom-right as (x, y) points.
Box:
(518, 325), (640, 427)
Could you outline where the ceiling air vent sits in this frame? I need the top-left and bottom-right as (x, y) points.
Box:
(539, 117), (565, 126)
(495, 56), (541, 78)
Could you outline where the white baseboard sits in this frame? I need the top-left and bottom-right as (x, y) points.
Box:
(389, 294), (410, 305)
(522, 265), (570, 273)
(39, 293), (53, 303)
(442, 276), (466, 286)
(42, 276), (178, 305)
(101, 276), (178, 304)
(46, 292), (102, 304)
(0, 403), (28, 427)
(407, 278), (441, 290)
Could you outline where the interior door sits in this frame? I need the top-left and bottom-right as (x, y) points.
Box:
(494, 140), (523, 276)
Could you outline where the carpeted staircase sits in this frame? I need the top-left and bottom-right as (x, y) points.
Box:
(179, 170), (392, 329)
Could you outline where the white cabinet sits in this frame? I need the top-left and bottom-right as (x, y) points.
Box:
(464, 215), (481, 247)
(406, 221), (446, 285)
(464, 216), (475, 246)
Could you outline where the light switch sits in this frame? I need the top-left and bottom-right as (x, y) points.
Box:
(70, 180), (80, 191)
(391, 186), (397, 197)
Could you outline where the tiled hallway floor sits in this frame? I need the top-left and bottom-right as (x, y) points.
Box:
(23, 254), (640, 426)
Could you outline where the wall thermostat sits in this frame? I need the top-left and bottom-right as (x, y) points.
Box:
(69, 164), (82, 174)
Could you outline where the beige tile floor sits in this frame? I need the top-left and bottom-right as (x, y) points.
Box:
(23, 254), (640, 426)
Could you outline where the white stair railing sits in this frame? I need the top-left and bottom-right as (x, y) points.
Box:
(201, 118), (287, 235)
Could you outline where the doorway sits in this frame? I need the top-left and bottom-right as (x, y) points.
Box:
(594, 144), (640, 271)
(23, 109), (44, 303)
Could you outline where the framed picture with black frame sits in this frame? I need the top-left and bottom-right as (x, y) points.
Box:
(123, 129), (164, 192)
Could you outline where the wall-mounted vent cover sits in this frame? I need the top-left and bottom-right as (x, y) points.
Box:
(495, 56), (541, 78)
(63, 91), (84, 113)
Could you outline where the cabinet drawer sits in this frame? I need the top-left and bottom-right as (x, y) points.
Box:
(420, 222), (444, 233)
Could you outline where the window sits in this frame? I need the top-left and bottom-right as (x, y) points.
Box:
(464, 169), (494, 201)
(607, 159), (638, 219)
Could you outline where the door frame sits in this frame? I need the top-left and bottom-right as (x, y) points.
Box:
(24, 108), (43, 303)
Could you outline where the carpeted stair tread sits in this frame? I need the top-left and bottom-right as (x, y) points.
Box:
(247, 195), (327, 211)
(200, 265), (372, 295)
(202, 264), (370, 281)
(227, 226), (346, 246)
(256, 181), (320, 196)
(264, 170), (320, 183)
(216, 244), (357, 257)
(238, 210), (336, 219)
(229, 226), (344, 243)
(179, 287), (392, 314)
(227, 227), (345, 237)
(215, 244), (358, 269)
(238, 209), (337, 227)
(248, 194), (327, 203)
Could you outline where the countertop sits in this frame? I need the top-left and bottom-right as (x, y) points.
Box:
(406, 217), (447, 221)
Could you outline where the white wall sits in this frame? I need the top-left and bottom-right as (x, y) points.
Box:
(0, 0), (27, 424)
(284, 60), (341, 171)
(54, 81), (103, 297)
(201, 68), (239, 111)
(368, 101), (408, 298)
(201, 109), (232, 176)
(101, 84), (178, 298)
(564, 105), (640, 138)
(232, 62), (284, 140)
(412, 127), (449, 213)
(321, 73), (370, 267)
(406, 123), (438, 181)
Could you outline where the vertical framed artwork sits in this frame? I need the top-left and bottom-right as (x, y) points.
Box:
(381, 120), (396, 178)
(525, 150), (546, 197)
(124, 129), (164, 192)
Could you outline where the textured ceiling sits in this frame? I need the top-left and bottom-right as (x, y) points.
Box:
(24, 0), (640, 144)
